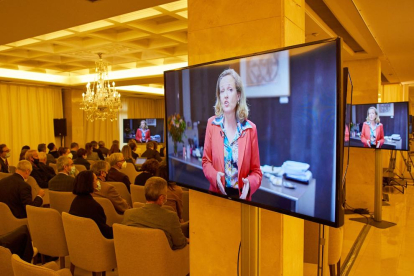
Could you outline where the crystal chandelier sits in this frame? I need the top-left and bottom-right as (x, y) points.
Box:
(80, 53), (121, 122)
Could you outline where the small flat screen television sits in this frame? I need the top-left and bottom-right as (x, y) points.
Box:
(164, 38), (344, 227)
(348, 102), (409, 151)
(123, 118), (164, 144)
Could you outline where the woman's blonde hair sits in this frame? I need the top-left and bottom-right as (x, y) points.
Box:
(366, 106), (380, 123)
(214, 69), (249, 122)
(140, 120), (148, 130)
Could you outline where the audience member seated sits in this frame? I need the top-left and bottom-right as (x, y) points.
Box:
(141, 141), (162, 162)
(73, 148), (90, 170)
(129, 142), (139, 159)
(0, 225), (34, 263)
(70, 143), (79, 159)
(85, 143), (99, 161)
(134, 159), (159, 186)
(69, 171), (113, 239)
(122, 177), (187, 250)
(49, 156), (75, 192)
(19, 146), (30, 161)
(58, 147), (71, 158)
(91, 140), (105, 160)
(47, 143), (59, 159)
(157, 162), (184, 222)
(98, 141), (109, 157)
(106, 153), (131, 192)
(38, 152), (56, 176)
(160, 146), (166, 157)
(0, 160), (44, 218)
(0, 144), (11, 173)
(122, 145), (135, 164)
(91, 161), (130, 214)
(25, 150), (55, 188)
(108, 144), (120, 156)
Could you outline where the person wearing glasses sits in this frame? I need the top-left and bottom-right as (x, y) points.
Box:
(106, 153), (131, 192)
(0, 144), (11, 173)
(202, 69), (262, 201)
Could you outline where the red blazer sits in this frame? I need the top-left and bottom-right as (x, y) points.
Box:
(202, 116), (262, 201)
(360, 123), (385, 148)
(135, 128), (150, 143)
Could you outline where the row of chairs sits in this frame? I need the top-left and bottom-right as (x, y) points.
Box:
(0, 203), (189, 276)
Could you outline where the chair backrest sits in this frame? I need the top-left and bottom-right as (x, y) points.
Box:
(49, 163), (58, 174)
(25, 176), (41, 201)
(61, 212), (116, 273)
(120, 163), (139, 184)
(87, 160), (96, 166)
(106, 181), (132, 207)
(328, 226), (344, 265)
(113, 224), (189, 276)
(132, 202), (145, 208)
(11, 254), (71, 276)
(94, 197), (124, 226)
(182, 190), (189, 222)
(49, 191), (76, 214)
(0, 246), (13, 276)
(130, 184), (146, 203)
(0, 202), (28, 236)
(0, 172), (12, 180)
(26, 206), (69, 258)
(74, 164), (87, 173)
(9, 166), (16, 174)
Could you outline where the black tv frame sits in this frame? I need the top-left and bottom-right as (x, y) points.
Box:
(348, 101), (409, 151)
(164, 37), (345, 227)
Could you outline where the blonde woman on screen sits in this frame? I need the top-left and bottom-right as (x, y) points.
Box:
(360, 106), (384, 148)
(202, 69), (262, 201)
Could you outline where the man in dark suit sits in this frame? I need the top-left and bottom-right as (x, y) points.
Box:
(98, 141), (109, 157)
(141, 141), (162, 162)
(0, 160), (44, 218)
(70, 142), (79, 160)
(25, 150), (55, 188)
(73, 148), (90, 170)
(122, 177), (188, 250)
(91, 141), (105, 160)
(106, 153), (131, 192)
(49, 156), (75, 192)
(0, 144), (11, 173)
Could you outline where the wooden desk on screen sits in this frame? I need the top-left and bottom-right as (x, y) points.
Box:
(348, 136), (402, 149)
(169, 154), (316, 217)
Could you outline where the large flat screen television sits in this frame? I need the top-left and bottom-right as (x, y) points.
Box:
(348, 102), (409, 151)
(123, 118), (164, 144)
(164, 38), (344, 227)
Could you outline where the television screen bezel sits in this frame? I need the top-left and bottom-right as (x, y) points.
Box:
(348, 101), (410, 152)
(164, 37), (344, 227)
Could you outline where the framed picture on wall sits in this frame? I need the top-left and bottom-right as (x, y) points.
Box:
(377, 103), (394, 117)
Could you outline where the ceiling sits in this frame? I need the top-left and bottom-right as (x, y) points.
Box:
(0, 0), (412, 96)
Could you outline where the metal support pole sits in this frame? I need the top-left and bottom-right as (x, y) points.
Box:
(241, 204), (259, 276)
(374, 149), (383, 222)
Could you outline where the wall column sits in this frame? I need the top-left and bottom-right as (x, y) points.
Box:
(188, 0), (305, 274)
(63, 89), (85, 148)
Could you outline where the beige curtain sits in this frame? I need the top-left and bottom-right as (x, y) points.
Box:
(0, 83), (63, 166)
(83, 118), (120, 146)
(119, 97), (165, 144)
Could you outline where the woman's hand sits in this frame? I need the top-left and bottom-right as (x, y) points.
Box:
(240, 178), (250, 200)
(216, 172), (227, 195)
(376, 141), (381, 148)
(367, 140), (371, 147)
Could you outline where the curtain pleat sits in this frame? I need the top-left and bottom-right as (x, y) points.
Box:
(0, 83), (63, 166)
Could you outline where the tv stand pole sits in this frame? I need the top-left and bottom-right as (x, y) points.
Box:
(241, 205), (259, 276)
(374, 149), (383, 222)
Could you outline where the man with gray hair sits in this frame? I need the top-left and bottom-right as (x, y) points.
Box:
(122, 177), (188, 250)
(0, 160), (44, 218)
(106, 153), (131, 192)
(48, 156), (75, 192)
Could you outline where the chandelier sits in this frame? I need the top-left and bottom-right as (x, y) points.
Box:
(80, 53), (121, 122)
